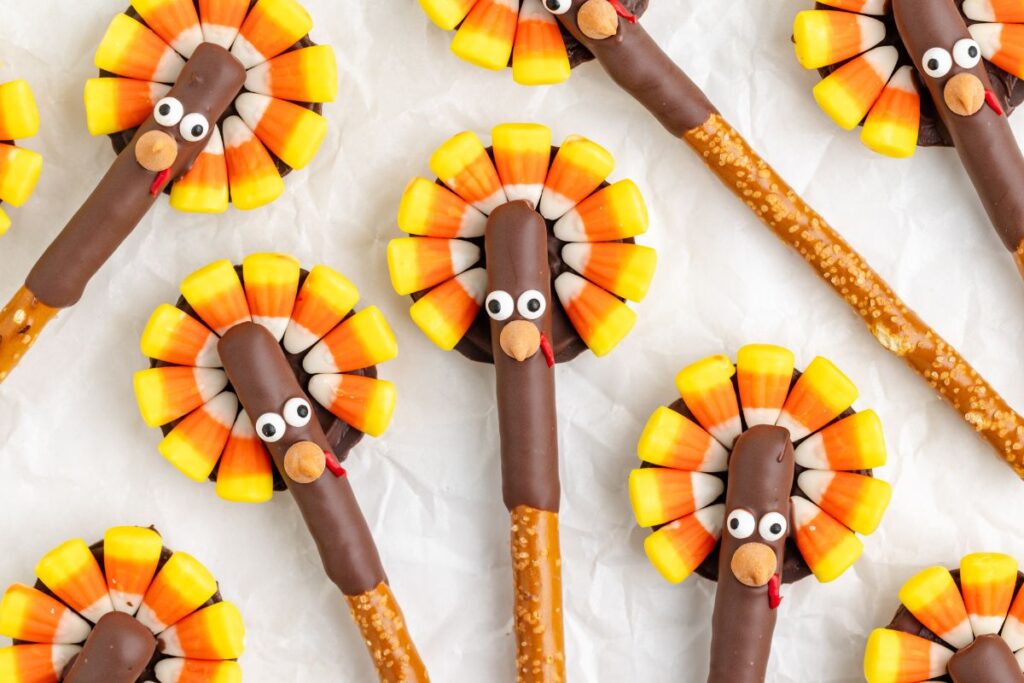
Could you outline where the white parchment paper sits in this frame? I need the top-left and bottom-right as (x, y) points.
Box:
(3, 1), (1024, 681)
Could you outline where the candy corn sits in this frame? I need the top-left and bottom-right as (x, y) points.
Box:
(199, 0), (249, 49)
(863, 628), (954, 683)
(137, 552), (218, 634)
(235, 93), (327, 171)
(0, 644), (81, 683)
(644, 505), (724, 584)
(777, 356), (859, 442)
(35, 539), (113, 623)
(398, 178), (488, 239)
(84, 77), (169, 137)
(409, 268), (487, 351)
(215, 412), (275, 504)
(130, 0), (203, 58)
(540, 136), (615, 220)
(553, 179), (649, 242)
(814, 45), (898, 130)
(960, 552), (1018, 636)
(283, 265), (359, 355)
(170, 126), (229, 214)
(790, 496), (863, 583)
(817, 0), (887, 14)
(970, 23), (1024, 78)
(637, 406), (729, 472)
(158, 602), (245, 659)
(964, 0), (1024, 22)
(0, 144), (43, 207)
(793, 10), (886, 70)
(1002, 583), (1024, 651)
(674, 354), (741, 448)
(134, 366), (229, 427)
(180, 258), (251, 336)
(419, 0), (476, 31)
(794, 409), (887, 470)
(0, 80), (40, 141)
(554, 272), (637, 357)
(387, 236), (481, 296)
(861, 66), (920, 159)
(155, 658), (243, 683)
(308, 374), (397, 437)
(736, 344), (794, 428)
(222, 115), (285, 211)
(451, 0), (520, 71)
(303, 306), (398, 374)
(232, 0), (314, 69)
(0, 208), (9, 237)
(492, 122), (551, 206)
(897, 566), (973, 650)
(0, 584), (91, 644)
(512, 0), (571, 85)
(159, 391), (238, 481)
(430, 130), (507, 214)
(561, 242), (657, 303)
(141, 304), (220, 368)
(95, 13), (186, 83)
(798, 470), (892, 535)
(242, 252), (301, 341)
(244, 45), (338, 103)
(629, 468), (724, 528)
(103, 526), (164, 616)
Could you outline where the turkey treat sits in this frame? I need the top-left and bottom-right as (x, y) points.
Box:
(0, 526), (243, 683)
(134, 254), (427, 683)
(0, 0), (337, 384)
(0, 78), (42, 237)
(631, 345), (892, 683)
(865, 552), (1024, 682)
(792, 0), (1024, 284)
(387, 123), (656, 682)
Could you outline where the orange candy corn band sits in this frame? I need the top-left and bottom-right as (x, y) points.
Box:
(0, 286), (57, 383)
(346, 583), (429, 683)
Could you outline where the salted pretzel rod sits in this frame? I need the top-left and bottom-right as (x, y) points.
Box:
(552, 0), (1024, 476)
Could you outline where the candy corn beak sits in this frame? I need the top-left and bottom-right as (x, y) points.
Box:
(136, 129), (178, 172)
(283, 440), (326, 484)
(944, 73), (986, 116)
(731, 542), (778, 587)
(500, 319), (541, 361)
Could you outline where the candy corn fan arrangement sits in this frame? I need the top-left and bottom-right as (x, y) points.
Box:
(1, 1), (1024, 681)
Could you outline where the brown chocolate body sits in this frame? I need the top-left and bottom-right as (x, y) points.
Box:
(218, 322), (386, 596)
(707, 426), (794, 683)
(61, 612), (156, 683)
(893, 0), (1024, 252)
(948, 634), (1024, 683)
(26, 44), (245, 308)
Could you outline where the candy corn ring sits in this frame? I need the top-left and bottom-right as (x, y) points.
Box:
(0, 79), (43, 237)
(632, 345), (892, 681)
(86, 0), (337, 212)
(865, 553), (1024, 682)
(417, 0), (647, 85)
(0, 526), (244, 683)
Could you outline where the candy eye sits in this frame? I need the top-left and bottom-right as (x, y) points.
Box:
(154, 97), (184, 126)
(921, 47), (952, 78)
(255, 413), (286, 443)
(953, 38), (981, 69)
(517, 290), (547, 320)
(283, 397), (312, 427)
(726, 510), (756, 539)
(759, 512), (788, 542)
(180, 113), (210, 142)
(543, 0), (572, 14)
(485, 291), (514, 321)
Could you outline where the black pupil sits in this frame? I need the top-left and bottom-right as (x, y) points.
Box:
(488, 299), (502, 314)
(297, 405), (309, 418)
(262, 424), (276, 438)
(927, 58), (939, 71)
(544, 0), (558, 8)
(191, 124), (204, 137)
(770, 523), (782, 535)
(159, 104), (170, 116)
(969, 46), (978, 58)
(729, 518), (739, 529)
(527, 298), (541, 312)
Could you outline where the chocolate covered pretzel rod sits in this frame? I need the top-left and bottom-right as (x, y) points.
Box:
(218, 321), (427, 682)
(551, 0), (1024, 477)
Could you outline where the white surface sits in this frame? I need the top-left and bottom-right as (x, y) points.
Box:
(2, 1), (1024, 681)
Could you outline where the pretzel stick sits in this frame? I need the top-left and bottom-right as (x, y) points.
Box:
(555, 0), (1024, 477)
(0, 285), (57, 382)
(347, 583), (427, 683)
(511, 505), (564, 683)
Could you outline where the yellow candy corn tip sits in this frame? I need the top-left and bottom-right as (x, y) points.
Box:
(898, 566), (955, 609)
(863, 629), (902, 683)
(0, 146), (43, 207)
(637, 407), (681, 463)
(736, 344), (795, 373)
(676, 355), (736, 393)
(802, 356), (859, 410)
(159, 429), (218, 482)
(0, 80), (41, 139)
(217, 477), (275, 504)
(962, 552), (1019, 579)
(587, 304), (636, 357)
(812, 532), (863, 583)
(628, 469), (662, 527)
(418, 0), (473, 31)
(793, 11), (832, 70)
(410, 297), (461, 351)
(0, 207), (10, 237)
(360, 378), (397, 437)
(861, 120), (918, 158)
(643, 530), (692, 584)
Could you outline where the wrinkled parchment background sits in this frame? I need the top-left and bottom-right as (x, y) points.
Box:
(3, 1), (1024, 681)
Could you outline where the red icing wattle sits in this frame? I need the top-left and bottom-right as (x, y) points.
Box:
(540, 333), (555, 368)
(986, 89), (1005, 116)
(768, 573), (783, 610)
(149, 168), (171, 196)
(607, 0), (638, 22)
(324, 450), (347, 478)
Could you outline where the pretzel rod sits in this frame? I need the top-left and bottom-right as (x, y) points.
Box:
(511, 505), (565, 683)
(554, 0), (1024, 477)
(0, 285), (57, 382)
(347, 583), (429, 683)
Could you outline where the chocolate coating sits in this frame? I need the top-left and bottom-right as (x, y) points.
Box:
(486, 202), (560, 513)
(707, 426), (794, 683)
(218, 322), (387, 596)
(562, 0), (648, 67)
(948, 634), (1024, 683)
(61, 612), (156, 683)
(27, 44), (245, 308)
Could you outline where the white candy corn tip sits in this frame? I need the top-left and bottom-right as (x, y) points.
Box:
(302, 339), (339, 374)
(887, 65), (918, 94)
(503, 183), (544, 207)
(194, 333), (222, 368)
(456, 205), (488, 238)
(539, 190), (576, 221)
(244, 61), (272, 96)
(742, 406), (783, 429)
(971, 614), (1007, 637)
(283, 321), (319, 355)
(776, 410), (811, 443)
(154, 657), (186, 683)
(797, 470), (834, 506)
(109, 589), (146, 616)
(709, 418), (742, 449)
(794, 431), (829, 469)
(862, 45), (900, 80)
(153, 50), (186, 85)
(561, 243), (591, 275)
(195, 368), (229, 403)
(693, 503), (726, 537)
(1001, 615), (1024, 652)
(963, 0), (997, 22)
(54, 610), (93, 643)
(473, 189), (509, 216)
(789, 495), (820, 528)
(308, 373), (341, 412)
(204, 391), (240, 429)
(231, 34), (267, 70)
(968, 22), (1004, 59)
(455, 267), (488, 303)
(52, 645), (83, 673)
(692, 472), (726, 509)
(552, 207), (588, 242)
(135, 603), (169, 635)
(79, 594), (115, 624)
(235, 92), (272, 132)
(169, 25), (204, 59)
(450, 239), (482, 275)
(252, 315), (290, 342)
(221, 116), (254, 149)
(156, 625), (184, 656)
(553, 271), (586, 307)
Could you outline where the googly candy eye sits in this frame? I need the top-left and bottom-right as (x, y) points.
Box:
(544, 0), (573, 14)
(486, 291), (515, 321)
(154, 97), (184, 126)
(180, 113), (210, 142)
(726, 509), (756, 539)
(283, 397), (312, 427)
(921, 47), (952, 78)
(255, 413), (286, 442)
(758, 512), (788, 542)
(952, 39), (981, 69)
(517, 290), (547, 320)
